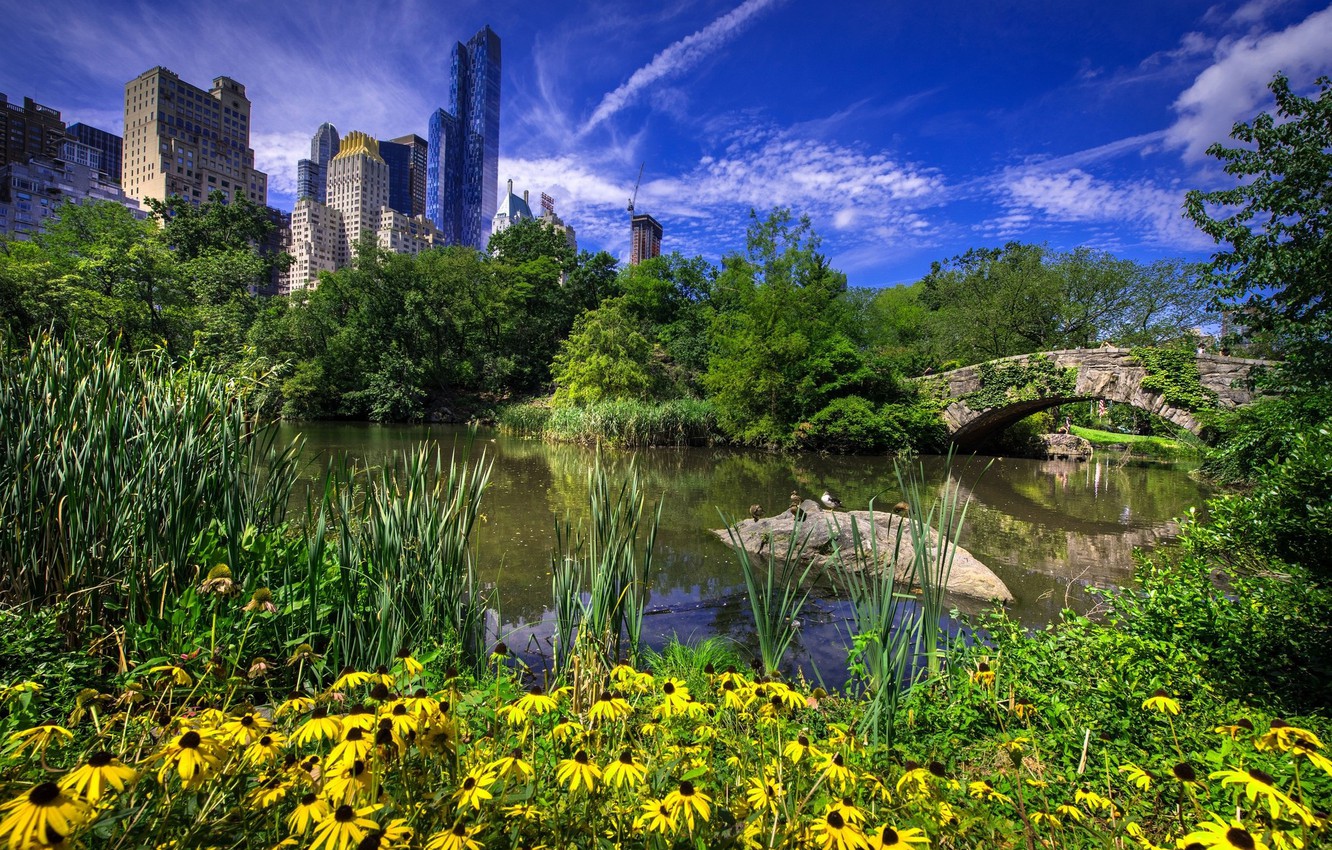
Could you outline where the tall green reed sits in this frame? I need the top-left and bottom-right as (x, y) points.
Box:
(828, 451), (980, 745)
(721, 511), (818, 677)
(0, 332), (299, 648)
(551, 457), (661, 675)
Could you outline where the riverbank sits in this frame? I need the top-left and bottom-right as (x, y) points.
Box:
(1070, 424), (1197, 460)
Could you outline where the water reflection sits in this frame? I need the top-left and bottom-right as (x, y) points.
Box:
(279, 424), (1210, 681)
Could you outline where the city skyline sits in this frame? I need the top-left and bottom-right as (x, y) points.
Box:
(2, 1), (1331, 285)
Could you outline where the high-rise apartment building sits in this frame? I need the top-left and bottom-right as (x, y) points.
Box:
(67, 123), (123, 183)
(280, 131), (441, 295)
(1, 93), (66, 169)
(0, 153), (145, 242)
(426, 25), (500, 250)
(296, 122), (339, 203)
(630, 213), (662, 265)
(121, 67), (268, 207)
(491, 181), (577, 252)
(382, 134), (427, 218)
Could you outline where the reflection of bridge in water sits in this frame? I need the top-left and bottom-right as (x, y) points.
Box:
(921, 347), (1271, 449)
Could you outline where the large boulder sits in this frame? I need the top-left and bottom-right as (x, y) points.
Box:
(714, 501), (1013, 603)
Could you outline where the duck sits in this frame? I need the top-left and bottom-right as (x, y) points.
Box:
(891, 501), (911, 516)
(789, 490), (801, 507)
(749, 504), (763, 523)
(821, 490), (843, 510)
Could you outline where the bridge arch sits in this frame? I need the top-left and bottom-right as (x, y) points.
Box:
(921, 347), (1270, 450)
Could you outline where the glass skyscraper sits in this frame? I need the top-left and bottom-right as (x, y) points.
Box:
(426, 25), (500, 250)
(296, 122), (339, 203)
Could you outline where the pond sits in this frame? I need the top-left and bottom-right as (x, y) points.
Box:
(278, 423), (1211, 683)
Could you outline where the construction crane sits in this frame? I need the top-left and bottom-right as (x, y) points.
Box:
(627, 163), (644, 215)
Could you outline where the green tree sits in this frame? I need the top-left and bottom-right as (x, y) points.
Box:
(1184, 73), (1332, 388)
(550, 298), (668, 406)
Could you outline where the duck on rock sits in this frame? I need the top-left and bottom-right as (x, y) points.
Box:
(821, 491), (843, 510)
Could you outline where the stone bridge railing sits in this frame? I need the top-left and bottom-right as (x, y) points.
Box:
(919, 347), (1271, 447)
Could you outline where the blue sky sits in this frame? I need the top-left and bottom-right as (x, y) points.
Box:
(3, 0), (1331, 286)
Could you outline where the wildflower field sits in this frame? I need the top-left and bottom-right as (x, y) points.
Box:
(1, 334), (1329, 849)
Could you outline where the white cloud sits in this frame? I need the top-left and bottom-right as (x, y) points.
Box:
(1167, 4), (1332, 160)
(580, 0), (784, 134)
(990, 166), (1212, 250)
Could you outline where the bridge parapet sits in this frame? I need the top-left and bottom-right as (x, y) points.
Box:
(918, 347), (1272, 448)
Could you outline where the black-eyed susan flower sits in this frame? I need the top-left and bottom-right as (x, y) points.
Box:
(588, 691), (632, 724)
(783, 733), (819, 764)
(866, 825), (930, 848)
(830, 797), (867, 825)
(275, 694), (316, 719)
(488, 749), (534, 783)
(603, 749), (646, 789)
(286, 792), (329, 835)
(967, 780), (1012, 805)
(1119, 763), (1154, 790)
(308, 803), (381, 850)
(1215, 719), (1254, 740)
(452, 768), (497, 810)
(326, 727), (373, 769)
(332, 669), (374, 692)
(424, 821), (483, 850)
(394, 648), (424, 677)
(287, 643), (319, 665)
(324, 759), (374, 805)
(151, 729), (225, 788)
(247, 774), (290, 808)
(654, 679), (692, 718)
(745, 775), (783, 814)
(1074, 787), (1114, 814)
(1171, 761), (1206, 788)
(1142, 689), (1180, 715)
(148, 664), (194, 687)
(0, 782), (91, 850)
(6, 724), (74, 758)
(634, 799), (676, 836)
(59, 752), (136, 803)
(1012, 698), (1037, 721)
(1212, 767), (1313, 825)
(813, 807), (867, 850)
(1181, 817), (1270, 850)
(513, 686), (558, 717)
(971, 661), (996, 688)
(819, 751), (856, 791)
(555, 750), (600, 793)
(1257, 719), (1323, 753)
(221, 711), (273, 746)
(294, 706), (342, 747)
(342, 705), (378, 733)
(552, 720), (584, 743)
(719, 679), (749, 711)
(664, 780), (711, 831)
(381, 703), (419, 742)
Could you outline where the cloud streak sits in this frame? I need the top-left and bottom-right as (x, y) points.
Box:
(579, 0), (784, 134)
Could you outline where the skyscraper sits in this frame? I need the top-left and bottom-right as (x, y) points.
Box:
(296, 122), (339, 203)
(381, 134), (427, 218)
(66, 123), (123, 183)
(121, 67), (267, 207)
(631, 214), (662, 265)
(426, 25), (500, 250)
(1, 94), (66, 169)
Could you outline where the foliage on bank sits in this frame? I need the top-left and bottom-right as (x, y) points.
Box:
(1130, 347), (1217, 411)
(960, 355), (1077, 411)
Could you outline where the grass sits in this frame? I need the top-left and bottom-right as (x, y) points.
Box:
(1070, 425), (1198, 459)
(502, 398), (721, 448)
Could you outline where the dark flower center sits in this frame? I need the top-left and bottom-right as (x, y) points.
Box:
(1236, 719), (1254, 731)
(370, 684), (390, 700)
(663, 682), (676, 695)
(978, 662), (990, 672)
(928, 761), (946, 778)
(1271, 718), (1288, 728)
(1152, 688), (1168, 698)
(462, 777), (476, 791)
(241, 715), (255, 726)
(528, 686), (544, 696)
(451, 823), (469, 837)
(259, 736), (273, 747)
(598, 691), (614, 702)
(827, 811), (845, 829)
(179, 731), (201, 749)
(414, 688), (429, 698)
(619, 750), (634, 765)
(334, 804), (356, 822)
(1226, 827), (1256, 850)
(797, 735), (809, 747)
(312, 706), (328, 719)
(679, 780), (695, 796)
(723, 680), (736, 691)
(574, 750), (589, 765)
(392, 705), (407, 716)
(832, 754), (845, 767)
(346, 728), (364, 741)
(882, 827), (899, 844)
(1172, 762), (1197, 782)
(357, 832), (383, 850)
(301, 793), (318, 806)
(1248, 768), (1274, 785)
(29, 783), (60, 805)
(87, 752), (114, 767)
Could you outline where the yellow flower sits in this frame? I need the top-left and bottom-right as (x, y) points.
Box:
(308, 803), (381, 850)
(324, 759), (374, 806)
(1012, 698), (1037, 721)
(452, 768), (496, 810)
(275, 695), (316, 719)
(7, 724), (75, 760)
(286, 792), (329, 835)
(1119, 763), (1154, 790)
(373, 818), (413, 849)
(1215, 719), (1255, 740)
(1142, 689), (1180, 715)
(719, 679), (750, 711)
(59, 752), (136, 803)
(783, 733), (820, 764)
(634, 800), (676, 836)
(247, 775), (290, 808)
(744, 775), (783, 815)
(331, 669), (373, 691)
(971, 661), (995, 688)
(552, 720), (584, 743)
(603, 750), (647, 789)
(294, 707), (343, 747)
(1256, 719), (1323, 753)
(513, 687), (559, 717)
(149, 665), (193, 687)
(1075, 787), (1114, 814)
(220, 711), (272, 746)
(555, 750), (601, 793)
(664, 780), (711, 831)
(830, 797), (867, 825)
(813, 808), (868, 850)
(967, 780), (1011, 805)
(1181, 817), (1270, 850)
(487, 749), (534, 783)
(394, 650), (424, 677)
(151, 729), (226, 788)
(424, 821), (484, 850)
(1212, 767), (1313, 825)
(502, 803), (541, 823)
(0, 782), (92, 850)
(654, 678), (693, 718)
(819, 751), (856, 791)
(588, 691), (633, 724)
(326, 727), (373, 769)
(866, 825), (930, 848)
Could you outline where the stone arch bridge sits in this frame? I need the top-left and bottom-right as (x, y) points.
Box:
(921, 347), (1271, 449)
